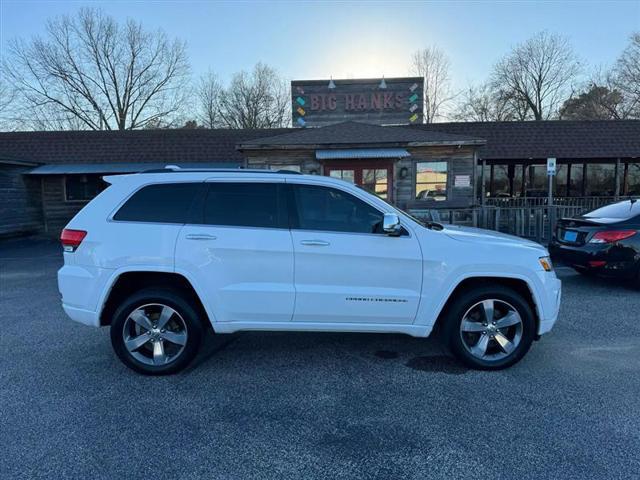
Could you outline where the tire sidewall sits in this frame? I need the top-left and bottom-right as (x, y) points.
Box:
(110, 288), (204, 375)
(445, 286), (536, 370)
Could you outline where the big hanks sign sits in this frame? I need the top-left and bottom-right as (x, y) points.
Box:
(291, 77), (423, 128)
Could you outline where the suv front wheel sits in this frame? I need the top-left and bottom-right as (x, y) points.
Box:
(444, 285), (536, 370)
(110, 288), (204, 375)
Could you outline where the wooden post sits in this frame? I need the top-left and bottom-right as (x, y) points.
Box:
(614, 158), (621, 200)
(480, 159), (486, 206)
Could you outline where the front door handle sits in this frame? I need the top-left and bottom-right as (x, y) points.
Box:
(300, 240), (330, 246)
(185, 233), (217, 241)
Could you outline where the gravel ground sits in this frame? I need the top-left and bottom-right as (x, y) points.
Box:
(1, 238), (639, 479)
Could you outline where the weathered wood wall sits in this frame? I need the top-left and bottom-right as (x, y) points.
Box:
(401, 146), (476, 209)
(245, 150), (322, 174)
(0, 165), (43, 238)
(244, 145), (477, 209)
(40, 176), (87, 236)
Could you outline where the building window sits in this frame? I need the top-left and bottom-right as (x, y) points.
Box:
(415, 161), (447, 201)
(328, 169), (355, 183)
(626, 163), (640, 195)
(585, 163), (615, 196)
(64, 175), (107, 202)
(362, 169), (389, 199)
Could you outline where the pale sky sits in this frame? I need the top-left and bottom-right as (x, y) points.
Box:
(1, 0), (639, 90)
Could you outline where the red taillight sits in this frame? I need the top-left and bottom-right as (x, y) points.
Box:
(589, 230), (637, 244)
(588, 260), (607, 268)
(60, 229), (87, 252)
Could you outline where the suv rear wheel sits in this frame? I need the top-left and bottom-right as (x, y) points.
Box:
(443, 285), (536, 370)
(110, 288), (204, 375)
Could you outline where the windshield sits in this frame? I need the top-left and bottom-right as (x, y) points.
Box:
(583, 200), (640, 220)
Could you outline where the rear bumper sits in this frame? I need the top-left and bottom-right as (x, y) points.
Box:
(58, 264), (113, 327)
(549, 242), (638, 278)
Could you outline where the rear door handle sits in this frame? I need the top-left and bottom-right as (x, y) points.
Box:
(185, 233), (217, 241)
(300, 240), (330, 246)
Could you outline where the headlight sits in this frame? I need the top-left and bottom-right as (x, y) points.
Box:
(539, 256), (554, 272)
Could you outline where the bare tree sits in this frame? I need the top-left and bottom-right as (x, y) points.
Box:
(491, 32), (581, 120)
(610, 32), (640, 118)
(209, 63), (290, 129)
(3, 8), (190, 130)
(196, 71), (223, 128)
(0, 78), (14, 114)
(453, 82), (529, 122)
(410, 46), (454, 123)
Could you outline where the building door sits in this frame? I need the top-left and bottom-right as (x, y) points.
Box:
(324, 161), (393, 200)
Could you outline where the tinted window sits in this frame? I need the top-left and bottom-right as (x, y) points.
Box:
(114, 183), (200, 223)
(583, 200), (640, 220)
(203, 182), (287, 228)
(292, 185), (383, 234)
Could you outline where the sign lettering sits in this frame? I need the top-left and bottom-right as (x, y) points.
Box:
(291, 77), (424, 127)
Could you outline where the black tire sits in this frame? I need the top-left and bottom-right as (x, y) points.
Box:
(110, 287), (204, 375)
(443, 285), (536, 370)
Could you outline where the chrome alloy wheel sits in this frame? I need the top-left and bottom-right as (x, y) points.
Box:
(459, 299), (523, 362)
(122, 304), (188, 366)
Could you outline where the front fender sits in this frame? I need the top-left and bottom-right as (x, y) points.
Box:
(414, 264), (554, 336)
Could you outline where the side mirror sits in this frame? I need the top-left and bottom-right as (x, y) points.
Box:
(383, 213), (402, 236)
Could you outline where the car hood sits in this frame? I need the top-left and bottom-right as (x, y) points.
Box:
(441, 224), (546, 251)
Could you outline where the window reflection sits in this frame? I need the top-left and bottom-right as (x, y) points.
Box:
(416, 161), (447, 201)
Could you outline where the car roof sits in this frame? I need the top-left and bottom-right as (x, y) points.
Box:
(102, 167), (354, 189)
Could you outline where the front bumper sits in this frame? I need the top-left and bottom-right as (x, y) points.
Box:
(535, 271), (562, 335)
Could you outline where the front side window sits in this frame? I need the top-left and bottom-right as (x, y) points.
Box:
(203, 182), (287, 229)
(113, 183), (201, 223)
(292, 184), (383, 234)
(416, 161), (447, 201)
(65, 175), (107, 201)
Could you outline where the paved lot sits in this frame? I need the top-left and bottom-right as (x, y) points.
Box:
(1, 238), (639, 479)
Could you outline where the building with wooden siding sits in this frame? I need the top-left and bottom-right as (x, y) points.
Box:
(0, 120), (639, 238)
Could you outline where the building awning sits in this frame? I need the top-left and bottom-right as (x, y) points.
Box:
(26, 162), (241, 175)
(315, 148), (410, 160)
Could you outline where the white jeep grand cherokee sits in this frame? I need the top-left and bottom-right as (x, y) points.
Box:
(58, 168), (561, 375)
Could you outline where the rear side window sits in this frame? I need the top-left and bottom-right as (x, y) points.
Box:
(583, 200), (640, 220)
(203, 182), (287, 228)
(292, 184), (383, 234)
(113, 183), (201, 223)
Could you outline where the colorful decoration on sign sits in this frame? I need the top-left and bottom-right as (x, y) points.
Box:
(292, 77), (423, 127)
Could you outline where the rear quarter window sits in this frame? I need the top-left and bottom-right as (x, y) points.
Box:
(113, 183), (202, 223)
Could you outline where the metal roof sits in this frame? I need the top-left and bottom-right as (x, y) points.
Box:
(316, 148), (410, 160)
(26, 162), (241, 175)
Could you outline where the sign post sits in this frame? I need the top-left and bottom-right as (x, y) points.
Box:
(547, 158), (556, 242)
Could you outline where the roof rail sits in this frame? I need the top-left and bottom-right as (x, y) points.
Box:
(138, 165), (302, 175)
